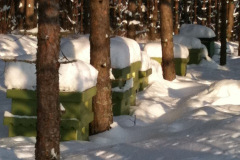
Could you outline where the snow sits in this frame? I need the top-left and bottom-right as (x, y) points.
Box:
(0, 34), (37, 57)
(60, 35), (91, 63)
(143, 42), (162, 58)
(111, 36), (141, 69)
(174, 43), (189, 58)
(112, 78), (133, 92)
(143, 42), (189, 58)
(61, 35), (141, 69)
(5, 60), (98, 92)
(180, 24), (216, 38)
(173, 35), (203, 49)
(140, 51), (151, 71)
(0, 33), (240, 159)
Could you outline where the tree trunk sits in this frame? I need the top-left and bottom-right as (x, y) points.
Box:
(215, 0), (220, 40)
(80, 0), (84, 33)
(226, 0), (234, 41)
(25, 0), (35, 29)
(127, 0), (137, 39)
(90, 0), (113, 134)
(149, 0), (158, 40)
(83, 0), (90, 34)
(174, 0), (179, 35)
(0, 0), (8, 33)
(183, 0), (189, 23)
(238, 0), (240, 56)
(194, 0), (197, 24)
(202, 0), (207, 25)
(220, 0), (227, 65)
(207, 0), (212, 27)
(35, 0), (60, 160)
(160, 0), (176, 81)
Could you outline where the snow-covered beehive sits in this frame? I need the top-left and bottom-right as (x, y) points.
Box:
(173, 35), (204, 64)
(179, 24), (216, 58)
(110, 36), (142, 114)
(144, 42), (189, 76)
(138, 51), (152, 91)
(4, 58), (98, 141)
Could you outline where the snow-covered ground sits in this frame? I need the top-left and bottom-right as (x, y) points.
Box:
(0, 34), (240, 159)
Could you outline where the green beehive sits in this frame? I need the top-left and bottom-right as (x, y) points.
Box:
(130, 81), (140, 106)
(3, 114), (80, 141)
(199, 37), (215, 58)
(151, 57), (189, 76)
(4, 87), (96, 141)
(150, 57), (162, 64)
(111, 61), (142, 109)
(174, 57), (189, 76)
(139, 68), (152, 91)
(112, 88), (132, 116)
(112, 61), (141, 81)
(188, 48), (203, 64)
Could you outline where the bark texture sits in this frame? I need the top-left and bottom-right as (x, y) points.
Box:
(25, 0), (35, 29)
(174, 0), (179, 35)
(215, 0), (220, 40)
(202, 0), (206, 25)
(90, 0), (113, 134)
(160, 0), (176, 81)
(194, 0), (197, 24)
(149, 0), (158, 40)
(238, 0), (240, 56)
(83, 0), (90, 34)
(227, 0), (234, 41)
(220, 0), (227, 65)
(127, 0), (137, 39)
(35, 0), (60, 159)
(207, 0), (212, 27)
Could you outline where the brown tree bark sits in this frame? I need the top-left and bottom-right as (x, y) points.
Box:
(127, 0), (137, 39)
(194, 0), (197, 24)
(215, 0), (220, 40)
(149, 0), (158, 40)
(174, 0), (179, 35)
(80, 0), (84, 33)
(35, 0), (60, 160)
(207, 0), (212, 27)
(83, 0), (90, 34)
(220, 0), (227, 65)
(238, 0), (240, 56)
(202, 0), (207, 25)
(25, 0), (35, 29)
(226, 0), (234, 41)
(0, 0), (8, 33)
(90, 0), (113, 134)
(160, 0), (176, 81)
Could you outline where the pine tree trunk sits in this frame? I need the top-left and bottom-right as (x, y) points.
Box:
(202, 0), (207, 25)
(127, 0), (137, 39)
(25, 0), (35, 29)
(149, 0), (158, 40)
(238, 0), (240, 56)
(227, 0), (234, 41)
(90, 0), (113, 134)
(0, 0), (8, 33)
(174, 0), (179, 35)
(194, 0), (197, 24)
(160, 0), (176, 81)
(207, 0), (212, 27)
(80, 0), (84, 33)
(183, 0), (189, 23)
(83, 0), (90, 34)
(215, 0), (220, 40)
(220, 0), (227, 65)
(35, 0), (60, 160)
